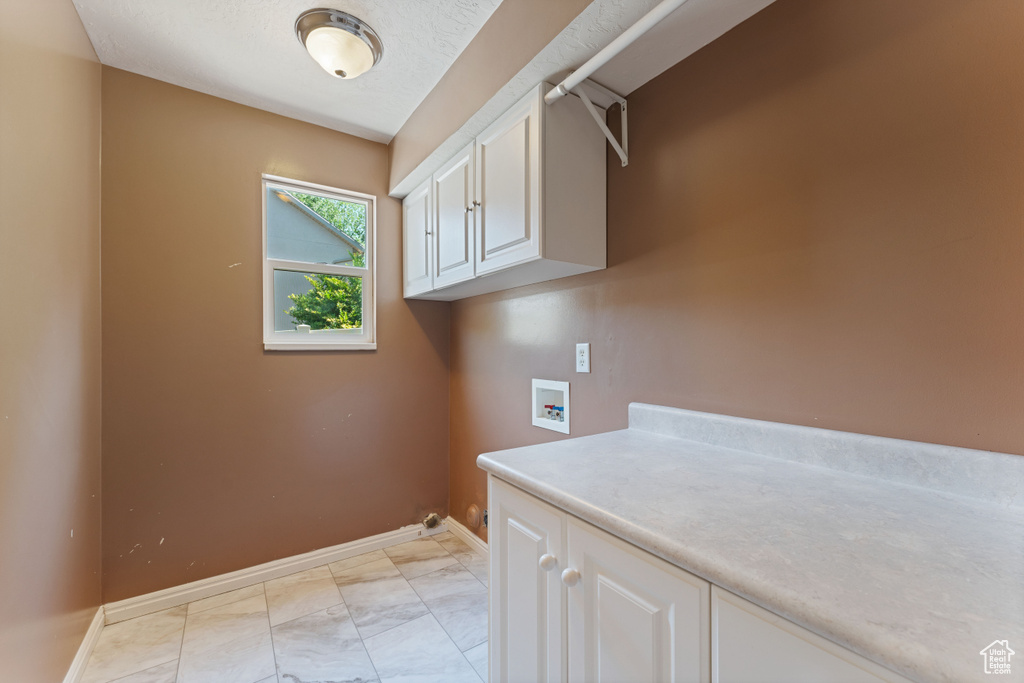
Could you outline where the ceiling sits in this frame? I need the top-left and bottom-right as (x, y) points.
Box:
(70, 0), (503, 143)
(389, 0), (776, 196)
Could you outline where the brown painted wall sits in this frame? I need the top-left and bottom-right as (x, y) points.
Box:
(101, 68), (450, 601)
(450, 0), (1024, 540)
(388, 0), (591, 192)
(0, 0), (103, 678)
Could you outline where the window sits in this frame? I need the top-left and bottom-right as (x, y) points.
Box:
(262, 174), (375, 350)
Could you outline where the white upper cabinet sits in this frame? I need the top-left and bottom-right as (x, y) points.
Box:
(403, 82), (606, 301)
(402, 178), (432, 298)
(432, 143), (476, 289)
(475, 90), (541, 274)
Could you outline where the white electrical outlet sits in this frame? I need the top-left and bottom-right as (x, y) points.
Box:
(576, 343), (590, 373)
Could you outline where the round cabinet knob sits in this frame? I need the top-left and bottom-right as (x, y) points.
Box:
(538, 554), (557, 571)
(561, 567), (581, 587)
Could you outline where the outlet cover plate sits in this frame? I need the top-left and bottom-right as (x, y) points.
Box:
(576, 343), (590, 373)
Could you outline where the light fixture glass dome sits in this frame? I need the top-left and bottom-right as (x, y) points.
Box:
(296, 9), (383, 80)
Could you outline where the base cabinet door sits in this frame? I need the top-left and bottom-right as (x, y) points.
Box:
(489, 478), (567, 683)
(566, 517), (710, 683)
(711, 588), (912, 683)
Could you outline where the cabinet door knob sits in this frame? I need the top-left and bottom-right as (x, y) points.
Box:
(561, 567), (580, 587)
(472, 200), (481, 207)
(538, 553), (557, 571)
(465, 206), (474, 213)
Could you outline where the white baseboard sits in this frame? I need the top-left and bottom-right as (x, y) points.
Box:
(104, 522), (445, 625)
(63, 607), (105, 683)
(445, 515), (488, 561)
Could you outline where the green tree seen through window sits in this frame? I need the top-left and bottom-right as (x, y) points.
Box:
(285, 192), (366, 330)
(286, 274), (362, 330)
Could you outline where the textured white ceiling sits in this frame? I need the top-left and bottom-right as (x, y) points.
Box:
(70, 0), (502, 143)
(389, 0), (776, 196)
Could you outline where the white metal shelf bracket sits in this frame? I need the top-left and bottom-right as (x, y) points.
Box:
(544, 0), (694, 167)
(571, 79), (628, 167)
(573, 77), (626, 166)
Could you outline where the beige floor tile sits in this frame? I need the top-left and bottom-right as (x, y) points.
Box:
(177, 630), (276, 683)
(384, 538), (459, 580)
(272, 603), (379, 683)
(327, 548), (388, 574)
(265, 564), (343, 627)
(464, 641), (488, 681)
(333, 556), (429, 638)
(410, 564), (487, 652)
(186, 583), (265, 615)
(363, 613), (481, 683)
(180, 593), (270, 660)
(82, 606), (186, 683)
(107, 659), (178, 683)
(437, 533), (489, 586)
(435, 533), (472, 561)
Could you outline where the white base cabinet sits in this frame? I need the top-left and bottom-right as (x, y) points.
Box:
(489, 477), (709, 683)
(489, 476), (566, 683)
(711, 588), (912, 683)
(489, 476), (913, 683)
(567, 516), (710, 683)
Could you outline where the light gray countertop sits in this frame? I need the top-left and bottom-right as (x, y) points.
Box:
(477, 404), (1024, 683)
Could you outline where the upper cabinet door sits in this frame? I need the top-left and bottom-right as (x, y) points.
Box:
(432, 144), (476, 289)
(489, 477), (567, 683)
(476, 87), (543, 275)
(402, 178), (433, 297)
(566, 517), (711, 683)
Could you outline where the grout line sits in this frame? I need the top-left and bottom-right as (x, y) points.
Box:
(262, 584), (346, 630)
(325, 548), (387, 580)
(440, 536), (488, 589)
(263, 579), (281, 683)
(360, 622), (385, 683)
(461, 648), (486, 683)
(185, 583), (264, 617)
(337, 556), (429, 646)
(406, 561), (487, 656)
(173, 606), (186, 683)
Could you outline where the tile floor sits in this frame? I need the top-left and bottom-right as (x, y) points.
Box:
(81, 531), (489, 683)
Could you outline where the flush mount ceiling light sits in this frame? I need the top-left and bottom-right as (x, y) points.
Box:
(295, 8), (383, 80)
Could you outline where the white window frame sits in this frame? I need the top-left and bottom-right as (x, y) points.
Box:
(262, 174), (376, 351)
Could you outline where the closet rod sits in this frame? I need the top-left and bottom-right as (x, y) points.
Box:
(544, 0), (692, 105)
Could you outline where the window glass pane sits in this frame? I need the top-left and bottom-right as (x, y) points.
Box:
(266, 187), (367, 265)
(273, 270), (362, 332)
